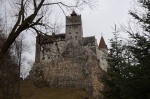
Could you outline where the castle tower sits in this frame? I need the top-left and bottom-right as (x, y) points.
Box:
(99, 36), (108, 54)
(65, 10), (83, 42)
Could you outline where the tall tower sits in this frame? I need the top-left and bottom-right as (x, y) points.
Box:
(65, 11), (83, 42)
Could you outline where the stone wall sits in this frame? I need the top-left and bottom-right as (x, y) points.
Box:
(30, 42), (105, 99)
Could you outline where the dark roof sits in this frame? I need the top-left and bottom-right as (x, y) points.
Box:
(71, 10), (77, 16)
(37, 33), (65, 44)
(83, 36), (96, 46)
(99, 36), (107, 49)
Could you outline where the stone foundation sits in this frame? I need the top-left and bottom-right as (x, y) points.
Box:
(30, 43), (105, 99)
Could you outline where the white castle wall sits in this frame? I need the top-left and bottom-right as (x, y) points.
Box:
(96, 48), (108, 72)
(40, 40), (66, 63)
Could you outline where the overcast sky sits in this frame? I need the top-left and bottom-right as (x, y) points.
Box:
(81, 0), (133, 46)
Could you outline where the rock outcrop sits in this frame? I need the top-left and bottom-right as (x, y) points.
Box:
(29, 42), (105, 99)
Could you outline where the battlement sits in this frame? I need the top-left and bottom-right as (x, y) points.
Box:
(67, 14), (81, 18)
(66, 11), (82, 26)
(66, 16), (82, 26)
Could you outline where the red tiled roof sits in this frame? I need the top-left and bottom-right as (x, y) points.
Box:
(99, 36), (107, 49)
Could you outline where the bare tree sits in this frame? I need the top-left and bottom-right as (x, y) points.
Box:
(12, 34), (29, 97)
(0, 0), (97, 59)
(0, 33), (19, 99)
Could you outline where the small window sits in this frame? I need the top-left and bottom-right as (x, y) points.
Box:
(75, 36), (77, 38)
(76, 32), (78, 34)
(42, 57), (45, 60)
(69, 32), (71, 34)
(48, 57), (50, 59)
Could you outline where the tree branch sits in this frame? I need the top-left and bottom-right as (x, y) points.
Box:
(43, 2), (77, 8)
(33, 0), (37, 10)
(0, 0), (45, 59)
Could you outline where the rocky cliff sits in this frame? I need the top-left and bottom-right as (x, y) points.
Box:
(29, 42), (105, 99)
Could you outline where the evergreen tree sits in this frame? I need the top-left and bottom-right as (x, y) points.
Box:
(120, 33), (150, 99)
(102, 0), (150, 99)
(102, 27), (128, 99)
(124, 0), (150, 98)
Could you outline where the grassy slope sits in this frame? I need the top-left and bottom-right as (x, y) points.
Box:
(0, 80), (93, 99)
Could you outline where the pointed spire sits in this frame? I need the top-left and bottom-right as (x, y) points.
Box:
(99, 36), (107, 49)
(71, 10), (77, 16)
(101, 33), (103, 36)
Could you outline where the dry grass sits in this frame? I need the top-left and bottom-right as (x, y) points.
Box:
(0, 80), (93, 99)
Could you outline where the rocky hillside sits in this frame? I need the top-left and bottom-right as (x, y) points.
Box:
(30, 42), (105, 99)
(0, 80), (94, 99)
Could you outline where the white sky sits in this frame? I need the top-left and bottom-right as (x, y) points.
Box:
(81, 0), (133, 46)
(53, 0), (134, 47)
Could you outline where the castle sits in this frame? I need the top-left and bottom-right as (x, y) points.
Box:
(35, 10), (108, 72)
(32, 11), (108, 98)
